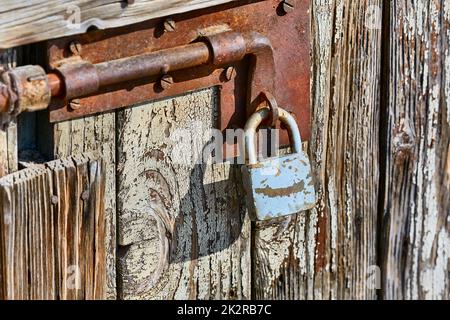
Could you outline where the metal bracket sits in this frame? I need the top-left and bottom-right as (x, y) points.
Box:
(0, 0), (311, 143)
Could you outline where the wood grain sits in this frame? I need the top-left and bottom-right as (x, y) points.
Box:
(0, 154), (106, 300)
(54, 113), (117, 299)
(380, 0), (450, 300)
(0, 0), (237, 49)
(253, 0), (382, 299)
(116, 88), (251, 300)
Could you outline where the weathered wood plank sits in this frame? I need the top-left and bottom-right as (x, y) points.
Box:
(0, 49), (19, 177)
(253, 0), (382, 299)
(0, 154), (106, 300)
(0, 0), (237, 49)
(380, 0), (450, 300)
(54, 113), (117, 299)
(116, 88), (251, 300)
(0, 117), (17, 177)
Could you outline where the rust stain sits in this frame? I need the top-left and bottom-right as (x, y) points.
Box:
(255, 180), (305, 197)
(249, 163), (266, 169)
(274, 168), (281, 177)
(143, 148), (165, 161)
(1, 65), (51, 115)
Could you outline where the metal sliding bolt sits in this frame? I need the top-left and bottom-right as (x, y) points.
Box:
(0, 86), (8, 112)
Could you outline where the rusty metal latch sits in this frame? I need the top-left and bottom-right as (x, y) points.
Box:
(0, 31), (274, 119)
(0, 65), (51, 115)
(0, 0), (311, 145)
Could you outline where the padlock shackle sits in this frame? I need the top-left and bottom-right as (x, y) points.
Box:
(244, 107), (303, 165)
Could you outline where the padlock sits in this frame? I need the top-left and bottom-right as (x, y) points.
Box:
(242, 107), (316, 221)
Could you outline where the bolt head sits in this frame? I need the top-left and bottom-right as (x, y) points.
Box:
(160, 75), (174, 90)
(69, 99), (81, 110)
(81, 190), (90, 201)
(282, 0), (295, 14)
(164, 19), (176, 32)
(225, 67), (236, 81)
(51, 195), (59, 205)
(69, 41), (82, 55)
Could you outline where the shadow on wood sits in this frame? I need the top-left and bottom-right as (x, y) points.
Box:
(171, 162), (245, 264)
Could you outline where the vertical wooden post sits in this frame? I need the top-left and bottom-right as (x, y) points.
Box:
(380, 0), (450, 300)
(54, 114), (117, 299)
(253, 0), (383, 299)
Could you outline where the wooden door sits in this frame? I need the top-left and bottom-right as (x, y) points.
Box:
(0, 0), (448, 300)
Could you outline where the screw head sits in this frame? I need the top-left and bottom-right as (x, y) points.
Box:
(282, 0), (295, 14)
(160, 75), (174, 90)
(69, 99), (81, 110)
(81, 190), (90, 201)
(69, 41), (82, 56)
(164, 19), (176, 33)
(224, 67), (236, 81)
(51, 195), (59, 205)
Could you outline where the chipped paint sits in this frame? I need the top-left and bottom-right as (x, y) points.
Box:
(243, 152), (317, 221)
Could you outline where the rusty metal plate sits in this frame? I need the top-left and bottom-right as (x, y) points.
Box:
(46, 0), (311, 142)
